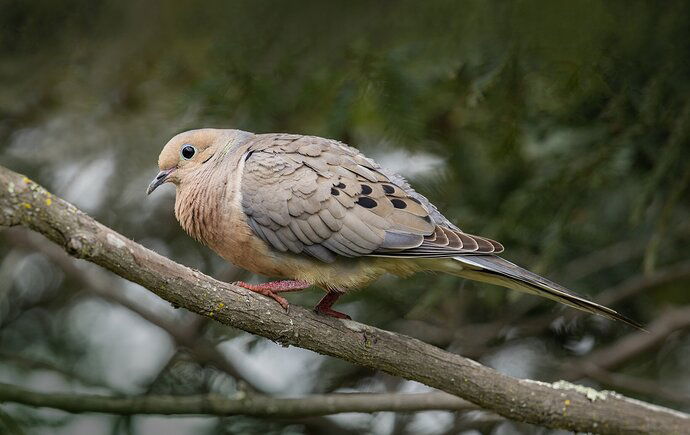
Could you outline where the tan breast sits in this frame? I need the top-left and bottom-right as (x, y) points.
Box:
(173, 149), (296, 279)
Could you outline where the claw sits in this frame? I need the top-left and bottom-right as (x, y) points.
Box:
(314, 306), (351, 319)
(272, 293), (290, 311)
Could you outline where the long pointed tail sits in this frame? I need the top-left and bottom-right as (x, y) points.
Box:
(444, 255), (643, 329)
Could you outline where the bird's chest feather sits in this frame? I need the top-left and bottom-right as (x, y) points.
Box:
(174, 165), (290, 278)
(174, 176), (221, 247)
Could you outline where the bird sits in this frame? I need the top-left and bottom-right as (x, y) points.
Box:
(147, 128), (641, 328)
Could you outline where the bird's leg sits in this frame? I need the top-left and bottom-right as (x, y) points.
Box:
(314, 291), (351, 320)
(233, 280), (311, 311)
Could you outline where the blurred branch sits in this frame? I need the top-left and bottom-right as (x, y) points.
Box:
(597, 261), (690, 307)
(1, 166), (688, 434)
(554, 305), (690, 407)
(3, 213), (356, 434)
(0, 353), (118, 394)
(584, 367), (690, 406)
(400, 258), (690, 356)
(4, 230), (263, 393)
(0, 384), (477, 417)
(512, 260), (690, 337)
(558, 239), (643, 281)
(0, 406), (26, 435)
(514, 259), (690, 334)
(443, 411), (507, 434)
(564, 305), (690, 380)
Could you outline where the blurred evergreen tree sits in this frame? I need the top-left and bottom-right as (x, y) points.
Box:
(1, 1), (689, 433)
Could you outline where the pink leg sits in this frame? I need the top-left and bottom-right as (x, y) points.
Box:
(234, 280), (311, 311)
(314, 291), (351, 320)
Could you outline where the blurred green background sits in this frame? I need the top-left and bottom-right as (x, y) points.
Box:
(1, 1), (689, 433)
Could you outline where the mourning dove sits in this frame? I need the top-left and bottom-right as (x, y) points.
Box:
(147, 128), (640, 327)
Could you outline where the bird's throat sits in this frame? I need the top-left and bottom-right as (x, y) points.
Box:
(174, 173), (224, 246)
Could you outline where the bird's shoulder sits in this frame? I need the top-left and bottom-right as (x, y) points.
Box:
(244, 133), (378, 173)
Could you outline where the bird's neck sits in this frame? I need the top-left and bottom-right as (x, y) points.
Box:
(174, 168), (226, 246)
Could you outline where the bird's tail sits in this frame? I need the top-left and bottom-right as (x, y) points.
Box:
(436, 255), (643, 329)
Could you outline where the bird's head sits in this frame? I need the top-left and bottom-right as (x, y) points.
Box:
(147, 128), (236, 195)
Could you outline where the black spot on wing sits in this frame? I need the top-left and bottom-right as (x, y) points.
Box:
(356, 197), (377, 209)
(391, 198), (407, 209)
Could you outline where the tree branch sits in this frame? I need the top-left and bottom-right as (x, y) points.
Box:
(0, 383), (477, 417)
(2, 231), (355, 435)
(0, 352), (119, 394)
(4, 230), (264, 393)
(584, 367), (690, 406)
(395, 259), (690, 354)
(563, 305), (690, 380)
(597, 262), (690, 307)
(1, 165), (688, 434)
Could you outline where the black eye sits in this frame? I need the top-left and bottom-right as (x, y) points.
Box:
(181, 145), (196, 160)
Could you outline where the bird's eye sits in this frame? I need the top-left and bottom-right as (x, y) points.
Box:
(180, 145), (196, 160)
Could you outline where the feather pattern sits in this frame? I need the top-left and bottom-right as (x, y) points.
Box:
(240, 134), (503, 262)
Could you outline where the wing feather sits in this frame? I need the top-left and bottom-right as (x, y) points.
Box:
(240, 133), (503, 262)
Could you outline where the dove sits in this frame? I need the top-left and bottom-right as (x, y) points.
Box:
(147, 128), (641, 328)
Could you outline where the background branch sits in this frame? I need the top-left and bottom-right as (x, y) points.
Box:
(2, 230), (356, 434)
(3, 230), (262, 392)
(0, 383), (478, 417)
(563, 305), (690, 380)
(1, 166), (688, 434)
(584, 367), (690, 406)
(396, 259), (690, 356)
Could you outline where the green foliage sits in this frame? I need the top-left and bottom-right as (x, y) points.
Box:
(1, 1), (689, 433)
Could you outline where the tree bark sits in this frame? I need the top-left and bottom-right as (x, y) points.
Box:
(1, 165), (688, 434)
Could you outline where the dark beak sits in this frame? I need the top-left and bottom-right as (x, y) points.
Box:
(147, 168), (174, 195)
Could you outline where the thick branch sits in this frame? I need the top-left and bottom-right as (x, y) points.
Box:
(0, 383), (476, 417)
(1, 166), (688, 434)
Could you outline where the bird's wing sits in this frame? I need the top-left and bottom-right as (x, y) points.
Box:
(240, 134), (501, 262)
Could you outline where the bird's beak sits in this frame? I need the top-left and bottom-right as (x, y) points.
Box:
(147, 168), (174, 195)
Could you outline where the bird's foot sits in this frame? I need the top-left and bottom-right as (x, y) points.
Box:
(233, 280), (311, 312)
(315, 306), (351, 319)
(314, 291), (351, 320)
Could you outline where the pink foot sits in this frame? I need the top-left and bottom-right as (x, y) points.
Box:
(234, 280), (311, 311)
(314, 291), (351, 320)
